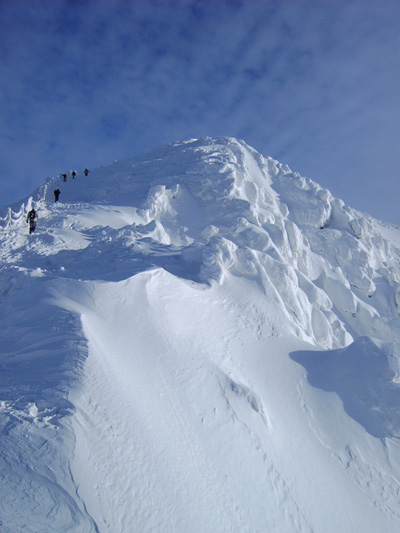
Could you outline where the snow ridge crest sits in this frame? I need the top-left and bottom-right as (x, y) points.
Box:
(1, 137), (400, 350)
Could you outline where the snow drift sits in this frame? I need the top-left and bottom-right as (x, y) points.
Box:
(1, 137), (400, 532)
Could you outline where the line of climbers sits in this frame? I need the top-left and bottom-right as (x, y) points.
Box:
(53, 168), (90, 203)
(26, 168), (90, 234)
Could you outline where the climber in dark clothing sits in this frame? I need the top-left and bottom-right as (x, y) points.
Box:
(71, 171), (76, 179)
(54, 189), (61, 202)
(26, 208), (37, 234)
(61, 173), (67, 182)
(84, 168), (89, 176)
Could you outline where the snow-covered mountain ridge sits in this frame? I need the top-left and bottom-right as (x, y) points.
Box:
(2, 137), (400, 348)
(1, 137), (400, 531)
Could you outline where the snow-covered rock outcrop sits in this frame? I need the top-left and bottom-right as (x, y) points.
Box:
(1, 138), (400, 531)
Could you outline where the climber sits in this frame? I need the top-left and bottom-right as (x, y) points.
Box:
(26, 208), (37, 234)
(84, 168), (89, 176)
(71, 171), (76, 179)
(54, 188), (61, 202)
(61, 173), (67, 182)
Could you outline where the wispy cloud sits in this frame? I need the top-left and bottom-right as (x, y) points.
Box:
(1, 0), (399, 223)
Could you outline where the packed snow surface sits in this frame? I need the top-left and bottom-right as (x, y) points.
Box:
(1, 137), (400, 531)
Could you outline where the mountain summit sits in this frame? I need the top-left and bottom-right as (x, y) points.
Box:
(1, 137), (400, 531)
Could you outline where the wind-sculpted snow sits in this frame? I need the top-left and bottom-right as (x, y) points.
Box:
(292, 337), (400, 439)
(1, 137), (400, 531)
(0, 277), (97, 531)
(2, 137), (399, 349)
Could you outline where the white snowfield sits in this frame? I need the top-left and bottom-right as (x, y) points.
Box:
(1, 137), (400, 532)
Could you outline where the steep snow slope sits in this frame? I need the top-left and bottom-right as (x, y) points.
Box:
(1, 137), (400, 531)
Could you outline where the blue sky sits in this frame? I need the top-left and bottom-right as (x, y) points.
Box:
(1, 0), (400, 224)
